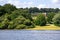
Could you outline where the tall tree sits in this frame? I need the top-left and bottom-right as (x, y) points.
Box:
(29, 7), (39, 13)
(3, 4), (17, 14)
(0, 6), (6, 16)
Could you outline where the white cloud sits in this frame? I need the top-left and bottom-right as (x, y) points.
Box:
(0, 0), (4, 2)
(52, 0), (59, 3)
(7, 0), (34, 8)
(52, 0), (58, 3)
(37, 4), (48, 8)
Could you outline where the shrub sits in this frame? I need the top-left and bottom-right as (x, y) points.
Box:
(0, 21), (9, 29)
(27, 23), (35, 28)
(16, 24), (26, 29)
(23, 19), (35, 28)
(0, 17), (3, 22)
(35, 14), (46, 26)
(47, 13), (55, 24)
(7, 10), (21, 21)
(21, 13), (33, 21)
(0, 23), (4, 29)
(1, 18), (9, 29)
(15, 16), (26, 24)
(52, 13), (60, 26)
(24, 19), (32, 26)
(8, 21), (15, 29)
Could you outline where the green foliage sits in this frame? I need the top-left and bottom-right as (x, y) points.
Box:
(0, 3), (60, 29)
(29, 7), (39, 13)
(0, 23), (4, 29)
(7, 10), (21, 20)
(8, 21), (15, 29)
(0, 19), (9, 29)
(0, 17), (3, 22)
(14, 16), (26, 24)
(2, 19), (9, 28)
(0, 6), (6, 16)
(35, 14), (46, 26)
(47, 13), (55, 24)
(22, 13), (32, 21)
(0, 4), (47, 29)
(52, 13), (60, 26)
(24, 19), (32, 26)
(23, 19), (35, 28)
(3, 4), (17, 14)
(19, 9), (32, 20)
(16, 24), (26, 29)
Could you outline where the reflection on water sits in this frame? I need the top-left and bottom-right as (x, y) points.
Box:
(0, 30), (60, 40)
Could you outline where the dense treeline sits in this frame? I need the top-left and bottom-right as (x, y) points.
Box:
(0, 4), (60, 15)
(0, 4), (35, 29)
(0, 4), (60, 29)
(19, 7), (60, 13)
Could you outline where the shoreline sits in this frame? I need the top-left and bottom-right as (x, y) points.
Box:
(0, 25), (60, 30)
(0, 28), (60, 31)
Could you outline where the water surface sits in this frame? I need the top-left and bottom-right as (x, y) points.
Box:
(0, 30), (60, 40)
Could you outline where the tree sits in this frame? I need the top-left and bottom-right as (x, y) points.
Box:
(3, 4), (17, 14)
(24, 19), (32, 26)
(39, 8), (60, 13)
(0, 6), (6, 16)
(18, 9), (32, 21)
(54, 8), (60, 13)
(47, 12), (55, 24)
(23, 19), (35, 28)
(0, 18), (9, 29)
(52, 13), (60, 26)
(29, 7), (39, 13)
(8, 21), (15, 29)
(0, 23), (5, 29)
(35, 14), (46, 26)
(7, 10), (21, 21)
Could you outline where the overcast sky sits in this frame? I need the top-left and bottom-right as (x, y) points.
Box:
(0, 0), (60, 8)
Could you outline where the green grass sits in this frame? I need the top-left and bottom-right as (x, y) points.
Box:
(27, 24), (60, 30)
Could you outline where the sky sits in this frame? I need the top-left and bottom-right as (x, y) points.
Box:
(0, 0), (60, 8)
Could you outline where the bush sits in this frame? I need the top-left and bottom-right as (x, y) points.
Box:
(23, 19), (35, 28)
(0, 21), (9, 29)
(0, 17), (3, 22)
(24, 19), (32, 26)
(0, 23), (4, 29)
(21, 13), (32, 21)
(8, 16), (25, 29)
(15, 16), (26, 24)
(8, 21), (15, 29)
(1, 19), (9, 29)
(52, 13), (60, 26)
(35, 14), (46, 26)
(47, 13), (55, 24)
(27, 23), (35, 28)
(7, 10), (21, 21)
(16, 24), (26, 29)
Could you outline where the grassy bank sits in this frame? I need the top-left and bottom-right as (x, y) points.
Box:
(27, 24), (60, 30)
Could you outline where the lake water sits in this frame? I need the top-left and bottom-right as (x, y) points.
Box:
(0, 30), (60, 40)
